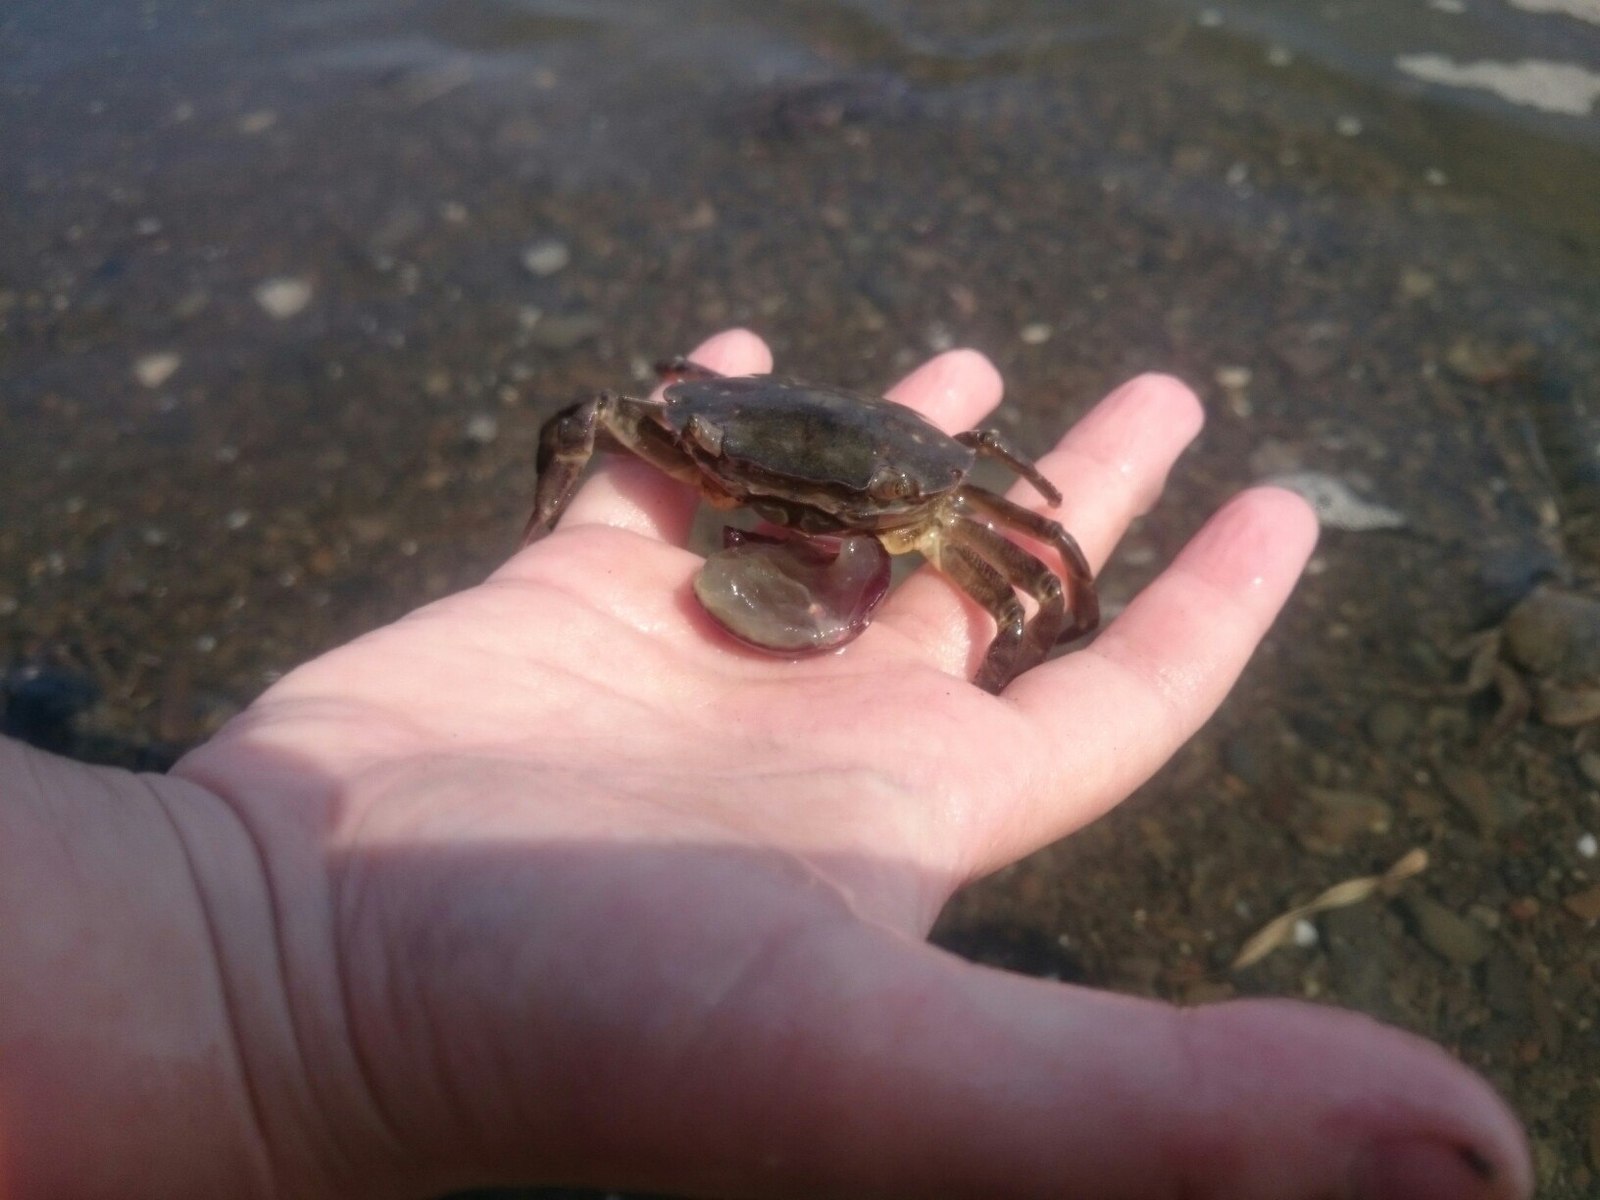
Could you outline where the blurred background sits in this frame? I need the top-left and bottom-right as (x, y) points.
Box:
(3, 1), (1599, 1194)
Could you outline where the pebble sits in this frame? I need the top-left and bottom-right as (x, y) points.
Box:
(1402, 894), (1492, 966)
(1398, 267), (1436, 300)
(1221, 729), (1274, 789)
(525, 311), (602, 350)
(1579, 751), (1600, 788)
(1563, 883), (1600, 922)
(1019, 322), (1052, 345)
(133, 351), (181, 388)
(522, 239), (571, 277)
(1504, 584), (1600, 679)
(237, 109), (278, 134)
(254, 277), (313, 319)
(1265, 470), (1405, 531)
(1214, 365), (1253, 389)
(1335, 114), (1364, 137)
(1365, 698), (1415, 747)
(463, 413), (499, 445)
(1296, 787), (1392, 855)
(1438, 761), (1504, 835)
(3, 665), (98, 744)
(1580, 833), (1598, 858)
(1482, 946), (1531, 1024)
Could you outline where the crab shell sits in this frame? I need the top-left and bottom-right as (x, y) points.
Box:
(661, 375), (975, 531)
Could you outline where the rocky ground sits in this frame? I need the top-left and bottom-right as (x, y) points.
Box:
(4, 2), (1600, 1193)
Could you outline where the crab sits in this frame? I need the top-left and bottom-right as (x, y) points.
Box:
(521, 357), (1099, 692)
(1450, 582), (1600, 744)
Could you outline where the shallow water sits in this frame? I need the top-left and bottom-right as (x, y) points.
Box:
(4, 1), (1600, 1193)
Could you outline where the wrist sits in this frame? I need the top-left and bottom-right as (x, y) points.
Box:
(0, 737), (330, 1198)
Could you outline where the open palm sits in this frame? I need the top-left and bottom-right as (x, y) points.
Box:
(164, 331), (1527, 1200)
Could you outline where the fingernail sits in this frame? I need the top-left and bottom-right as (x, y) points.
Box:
(1354, 1136), (1509, 1200)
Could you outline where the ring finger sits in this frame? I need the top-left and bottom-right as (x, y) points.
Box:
(874, 373), (1206, 682)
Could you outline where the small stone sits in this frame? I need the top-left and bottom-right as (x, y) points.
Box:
(1402, 895), (1492, 966)
(133, 351), (181, 388)
(1266, 45), (1293, 67)
(1292, 919), (1318, 948)
(223, 509), (251, 531)
(1221, 730), (1273, 789)
(522, 239), (571, 277)
(1438, 762), (1503, 835)
(1580, 833), (1598, 859)
(525, 311), (602, 351)
(0, 595), (17, 617)
(1019, 322), (1052, 345)
(1335, 114), (1363, 137)
(1482, 946), (1531, 1023)
(1563, 883), (1600, 922)
(1533, 679), (1600, 726)
(1398, 268), (1436, 300)
(1215, 365), (1252, 389)
(254, 277), (313, 319)
(237, 109), (277, 134)
(1266, 471), (1405, 532)
(677, 200), (717, 231)
(1366, 698), (1415, 747)
(463, 413), (499, 445)
(1297, 787), (1392, 855)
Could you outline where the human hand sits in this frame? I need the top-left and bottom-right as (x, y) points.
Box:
(3, 330), (1529, 1199)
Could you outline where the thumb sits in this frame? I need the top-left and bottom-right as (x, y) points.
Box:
(703, 930), (1531, 1200)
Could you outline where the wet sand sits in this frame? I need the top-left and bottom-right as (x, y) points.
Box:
(4, 1), (1600, 1192)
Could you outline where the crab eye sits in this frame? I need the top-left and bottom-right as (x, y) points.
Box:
(868, 466), (917, 502)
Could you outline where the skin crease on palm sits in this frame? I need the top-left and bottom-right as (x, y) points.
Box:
(0, 329), (1531, 1200)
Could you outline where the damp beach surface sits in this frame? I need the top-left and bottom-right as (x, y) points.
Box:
(3, 1), (1600, 1192)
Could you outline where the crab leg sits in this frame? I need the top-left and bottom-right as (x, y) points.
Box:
(958, 487), (1099, 639)
(521, 391), (708, 546)
(954, 429), (1063, 505)
(921, 532), (1029, 693)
